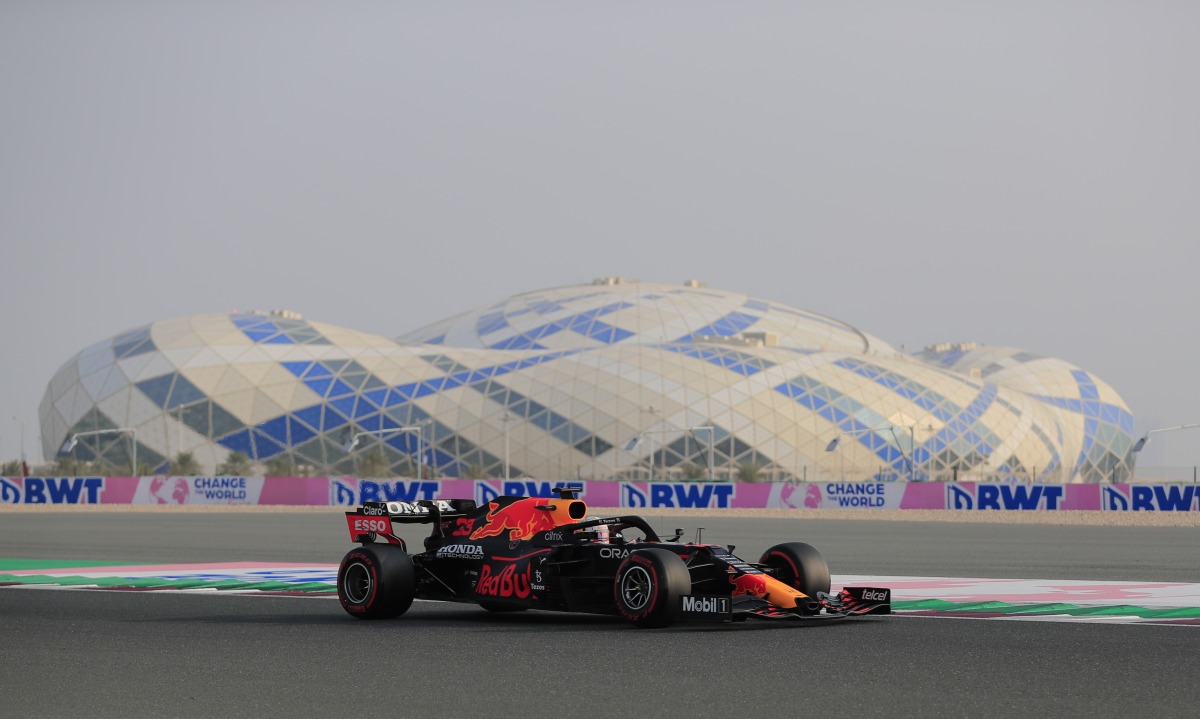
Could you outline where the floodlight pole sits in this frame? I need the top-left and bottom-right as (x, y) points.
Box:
(344, 424), (429, 480)
(1132, 422), (1200, 453)
(174, 406), (184, 458)
(64, 428), (138, 476)
(12, 416), (25, 466)
(502, 412), (512, 481)
(626, 425), (715, 482)
(689, 425), (715, 481)
(825, 424), (915, 482)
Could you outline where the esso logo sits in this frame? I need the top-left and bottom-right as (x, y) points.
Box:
(353, 518), (390, 533)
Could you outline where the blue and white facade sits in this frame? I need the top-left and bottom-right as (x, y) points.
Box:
(39, 279), (1137, 483)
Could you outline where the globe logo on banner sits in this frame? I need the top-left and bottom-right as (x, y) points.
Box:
(770, 482), (822, 509)
(149, 476), (190, 504)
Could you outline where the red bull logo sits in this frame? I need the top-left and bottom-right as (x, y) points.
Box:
(729, 571), (805, 609)
(731, 573), (770, 597)
(476, 563), (531, 598)
(469, 498), (586, 541)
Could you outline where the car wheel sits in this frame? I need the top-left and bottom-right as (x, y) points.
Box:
(337, 544), (416, 619)
(613, 548), (691, 628)
(760, 542), (830, 598)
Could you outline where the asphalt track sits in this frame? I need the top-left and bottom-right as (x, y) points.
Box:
(2, 511), (1199, 718)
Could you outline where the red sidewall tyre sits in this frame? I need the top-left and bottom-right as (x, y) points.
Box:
(613, 548), (691, 629)
(760, 542), (830, 598)
(337, 544), (416, 620)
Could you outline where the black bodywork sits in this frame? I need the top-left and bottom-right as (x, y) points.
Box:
(340, 487), (890, 624)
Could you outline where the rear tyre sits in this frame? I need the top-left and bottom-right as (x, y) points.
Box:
(337, 544), (416, 619)
(613, 548), (691, 628)
(760, 542), (831, 598)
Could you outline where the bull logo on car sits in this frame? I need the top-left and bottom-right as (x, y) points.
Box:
(469, 498), (582, 541)
(730, 572), (805, 609)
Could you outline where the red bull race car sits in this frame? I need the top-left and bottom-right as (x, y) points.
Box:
(336, 485), (890, 628)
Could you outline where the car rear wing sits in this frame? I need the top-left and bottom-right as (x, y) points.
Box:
(357, 499), (477, 523)
(344, 499), (477, 545)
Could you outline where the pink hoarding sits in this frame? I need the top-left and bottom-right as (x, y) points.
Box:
(3, 476), (1198, 511)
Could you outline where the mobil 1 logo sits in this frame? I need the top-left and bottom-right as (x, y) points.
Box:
(680, 594), (731, 620)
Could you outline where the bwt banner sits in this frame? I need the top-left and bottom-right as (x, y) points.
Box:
(943, 483), (1104, 511)
(0, 477), (109, 504)
(3, 477), (1199, 511)
(331, 478), (444, 506)
(0, 476), (327, 505)
(1101, 484), (1200, 512)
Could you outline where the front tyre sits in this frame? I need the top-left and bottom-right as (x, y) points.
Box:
(337, 544), (416, 619)
(760, 542), (831, 598)
(614, 548), (691, 628)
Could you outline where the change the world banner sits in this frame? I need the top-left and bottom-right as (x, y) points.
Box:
(2, 477), (1197, 511)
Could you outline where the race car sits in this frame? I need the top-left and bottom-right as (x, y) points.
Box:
(336, 485), (890, 628)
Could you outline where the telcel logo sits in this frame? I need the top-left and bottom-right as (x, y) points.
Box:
(860, 589), (888, 602)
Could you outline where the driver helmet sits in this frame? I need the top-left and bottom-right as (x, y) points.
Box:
(581, 516), (610, 543)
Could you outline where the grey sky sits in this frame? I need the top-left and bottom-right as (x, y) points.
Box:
(3, 2), (1198, 468)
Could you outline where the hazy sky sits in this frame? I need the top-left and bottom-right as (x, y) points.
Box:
(3, 2), (1198, 468)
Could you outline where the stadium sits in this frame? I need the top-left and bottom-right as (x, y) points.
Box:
(39, 278), (1137, 483)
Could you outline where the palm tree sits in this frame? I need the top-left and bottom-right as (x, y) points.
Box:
(119, 459), (153, 477)
(217, 451), (253, 476)
(170, 452), (201, 476)
(264, 455), (297, 476)
(355, 449), (391, 478)
(736, 462), (765, 483)
(52, 456), (90, 476)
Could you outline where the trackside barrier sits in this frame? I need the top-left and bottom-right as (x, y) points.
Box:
(2, 477), (1199, 511)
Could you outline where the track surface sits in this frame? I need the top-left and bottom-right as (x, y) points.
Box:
(2, 512), (1199, 718)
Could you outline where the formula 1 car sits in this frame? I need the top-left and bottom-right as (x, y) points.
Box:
(336, 486), (890, 628)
